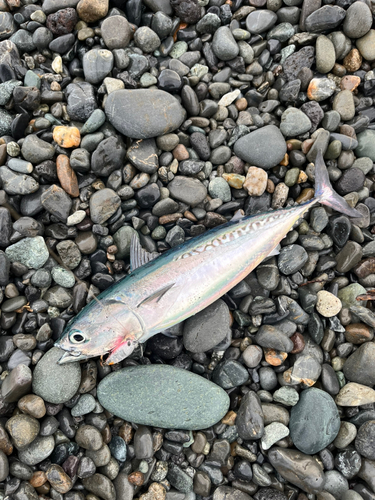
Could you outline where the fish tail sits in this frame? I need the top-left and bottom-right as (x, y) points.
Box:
(314, 150), (361, 218)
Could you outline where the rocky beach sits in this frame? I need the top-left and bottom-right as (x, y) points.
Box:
(0, 0), (375, 498)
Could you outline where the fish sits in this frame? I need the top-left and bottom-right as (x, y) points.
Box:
(55, 151), (361, 365)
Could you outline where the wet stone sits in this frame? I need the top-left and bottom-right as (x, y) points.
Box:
(290, 388), (340, 454)
(32, 347), (81, 404)
(98, 365), (229, 430)
(105, 89), (185, 139)
(212, 360), (249, 389)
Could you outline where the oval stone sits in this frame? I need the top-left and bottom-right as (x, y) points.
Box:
(290, 388), (340, 454)
(97, 365), (230, 430)
(105, 89), (186, 139)
(32, 347), (81, 404)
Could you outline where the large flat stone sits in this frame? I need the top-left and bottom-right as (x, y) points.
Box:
(97, 364), (229, 430)
(105, 89), (186, 139)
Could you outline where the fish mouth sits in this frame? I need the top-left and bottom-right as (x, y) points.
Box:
(55, 344), (85, 364)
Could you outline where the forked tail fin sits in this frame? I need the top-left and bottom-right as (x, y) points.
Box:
(314, 150), (362, 218)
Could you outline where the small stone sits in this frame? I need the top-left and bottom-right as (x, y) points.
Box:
(268, 448), (325, 494)
(333, 90), (355, 121)
(335, 383), (375, 406)
(356, 29), (375, 61)
(17, 435), (55, 466)
(356, 130), (375, 162)
(83, 48), (113, 85)
(53, 126), (80, 148)
(307, 78), (336, 102)
(82, 473), (116, 500)
(236, 391), (264, 440)
(5, 414), (40, 449)
(343, 49), (362, 72)
(76, 0), (108, 23)
(290, 388), (340, 454)
(101, 15), (131, 50)
(90, 188), (121, 224)
(273, 387), (299, 406)
(56, 155), (79, 197)
(316, 291), (342, 317)
(343, 1), (372, 39)
(246, 9), (277, 34)
(32, 348), (81, 404)
(243, 167), (268, 196)
(134, 27), (160, 53)
(212, 27), (239, 61)
(316, 35), (336, 74)
(46, 464), (72, 494)
(280, 107), (311, 137)
(261, 422), (289, 450)
(5, 236), (49, 270)
(234, 125), (287, 169)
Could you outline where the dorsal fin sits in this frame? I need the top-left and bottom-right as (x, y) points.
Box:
(130, 234), (160, 271)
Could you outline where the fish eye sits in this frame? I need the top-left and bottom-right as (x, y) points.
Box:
(69, 330), (88, 344)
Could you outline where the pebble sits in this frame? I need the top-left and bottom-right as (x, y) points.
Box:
(98, 365), (229, 430)
(316, 291), (342, 317)
(5, 236), (49, 269)
(32, 347), (81, 404)
(290, 388), (340, 454)
(183, 299), (230, 353)
(234, 125), (287, 169)
(261, 422), (289, 450)
(268, 448), (325, 494)
(105, 89), (185, 139)
(336, 383), (375, 406)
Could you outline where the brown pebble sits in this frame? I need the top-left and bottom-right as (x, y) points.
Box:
(301, 139), (314, 154)
(340, 75), (361, 92)
(76, 0), (108, 23)
(107, 245), (118, 255)
(30, 471), (47, 488)
(128, 471), (145, 486)
(119, 422), (133, 444)
(290, 332), (305, 354)
(101, 424), (112, 444)
(279, 153), (289, 166)
(18, 394), (46, 419)
(0, 423), (13, 455)
(266, 178), (275, 193)
(184, 210), (198, 222)
(140, 483), (166, 500)
(264, 348), (288, 366)
(56, 155), (79, 197)
(46, 464), (72, 494)
(345, 323), (374, 344)
(296, 188), (314, 203)
(53, 126), (80, 148)
(354, 258), (375, 279)
(50, 81), (61, 91)
(228, 156), (245, 174)
(222, 411), (237, 425)
(203, 212), (227, 228)
(235, 97), (247, 111)
(173, 144), (189, 161)
(339, 124), (356, 138)
(159, 213), (183, 224)
(343, 49), (362, 72)
(75, 231), (98, 254)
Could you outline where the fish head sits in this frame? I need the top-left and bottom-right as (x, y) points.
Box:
(55, 298), (141, 364)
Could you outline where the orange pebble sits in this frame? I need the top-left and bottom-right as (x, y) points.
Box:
(56, 154), (79, 197)
(264, 348), (288, 366)
(53, 126), (81, 148)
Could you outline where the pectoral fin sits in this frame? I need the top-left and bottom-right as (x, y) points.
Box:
(231, 209), (245, 222)
(130, 234), (160, 271)
(137, 283), (175, 308)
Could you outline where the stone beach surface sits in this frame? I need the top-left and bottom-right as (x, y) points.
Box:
(0, 0), (374, 498)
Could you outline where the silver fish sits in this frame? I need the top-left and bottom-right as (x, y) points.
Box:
(55, 152), (360, 365)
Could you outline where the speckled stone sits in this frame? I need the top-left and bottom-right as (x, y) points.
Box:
(32, 347), (81, 404)
(5, 236), (49, 270)
(97, 365), (229, 430)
